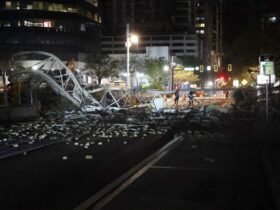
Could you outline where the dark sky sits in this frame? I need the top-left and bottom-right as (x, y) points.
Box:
(223, 0), (261, 43)
(223, 0), (280, 42)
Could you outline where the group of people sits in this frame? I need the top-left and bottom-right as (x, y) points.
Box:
(174, 84), (194, 108)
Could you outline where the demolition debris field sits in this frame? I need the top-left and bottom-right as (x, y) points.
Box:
(0, 106), (280, 210)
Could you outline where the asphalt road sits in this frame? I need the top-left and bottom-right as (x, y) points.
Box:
(0, 113), (176, 210)
(0, 110), (278, 210)
(100, 133), (270, 210)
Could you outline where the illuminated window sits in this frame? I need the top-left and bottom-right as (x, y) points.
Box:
(195, 23), (205, 27)
(269, 16), (277, 23)
(196, 30), (205, 34)
(48, 4), (54, 11)
(5, 1), (12, 8)
(43, 21), (52, 28)
(196, 17), (205, 21)
(3, 1), (98, 22)
(27, 4), (33, 10)
(4, 22), (11, 27)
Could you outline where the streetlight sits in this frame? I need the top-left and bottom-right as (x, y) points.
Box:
(164, 56), (177, 91)
(170, 56), (176, 91)
(126, 23), (138, 88)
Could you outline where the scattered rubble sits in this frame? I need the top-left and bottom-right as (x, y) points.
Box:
(0, 109), (187, 159)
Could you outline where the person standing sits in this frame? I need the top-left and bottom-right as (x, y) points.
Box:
(174, 84), (180, 107)
(188, 90), (194, 107)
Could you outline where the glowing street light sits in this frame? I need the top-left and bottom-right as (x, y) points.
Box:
(163, 65), (169, 72)
(126, 24), (138, 88)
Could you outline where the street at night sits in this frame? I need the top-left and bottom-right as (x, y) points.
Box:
(1, 0), (280, 210)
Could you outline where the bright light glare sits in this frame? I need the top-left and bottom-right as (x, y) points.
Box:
(233, 80), (239, 88)
(136, 72), (144, 77)
(32, 65), (38, 71)
(207, 81), (213, 87)
(130, 34), (139, 44)
(207, 66), (211, 71)
(163, 65), (169, 72)
(184, 67), (195, 71)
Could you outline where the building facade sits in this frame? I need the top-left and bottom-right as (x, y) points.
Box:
(101, 0), (223, 66)
(0, 0), (102, 60)
(194, 0), (223, 66)
(101, 0), (174, 35)
(102, 34), (199, 58)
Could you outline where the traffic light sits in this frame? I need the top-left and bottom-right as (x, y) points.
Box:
(214, 65), (219, 72)
(228, 64), (232, 72)
(199, 65), (204, 72)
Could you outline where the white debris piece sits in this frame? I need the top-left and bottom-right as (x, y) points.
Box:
(39, 134), (47, 140)
(192, 145), (198, 149)
(12, 144), (19, 148)
(85, 155), (93, 160)
(62, 156), (68, 160)
(204, 157), (215, 164)
(98, 142), (103, 146)
(123, 141), (127, 144)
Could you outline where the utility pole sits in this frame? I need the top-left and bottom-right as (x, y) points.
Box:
(126, 23), (130, 88)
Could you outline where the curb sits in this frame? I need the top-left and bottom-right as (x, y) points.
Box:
(260, 149), (280, 210)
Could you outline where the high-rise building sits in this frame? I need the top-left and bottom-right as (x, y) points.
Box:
(101, 0), (174, 35)
(170, 0), (195, 34)
(101, 0), (223, 65)
(194, 0), (223, 66)
(0, 0), (102, 60)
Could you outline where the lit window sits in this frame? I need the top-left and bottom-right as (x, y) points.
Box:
(27, 4), (33, 10)
(196, 17), (205, 21)
(5, 1), (12, 8)
(4, 22), (11, 27)
(196, 30), (205, 34)
(269, 16), (277, 23)
(43, 21), (51, 28)
(195, 23), (205, 27)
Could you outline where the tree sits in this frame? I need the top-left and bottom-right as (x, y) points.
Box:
(118, 54), (146, 74)
(85, 53), (120, 85)
(179, 55), (201, 85)
(144, 57), (167, 89)
(174, 70), (199, 84)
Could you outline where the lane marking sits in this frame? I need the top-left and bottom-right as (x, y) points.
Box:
(91, 151), (168, 210)
(74, 136), (183, 210)
(151, 165), (233, 171)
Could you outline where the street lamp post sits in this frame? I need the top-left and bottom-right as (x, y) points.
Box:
(164, 56), (175, 91)
(170, 56), (175, 91)
(126, 24), (130, 87)
(126, 23), (138, 88)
